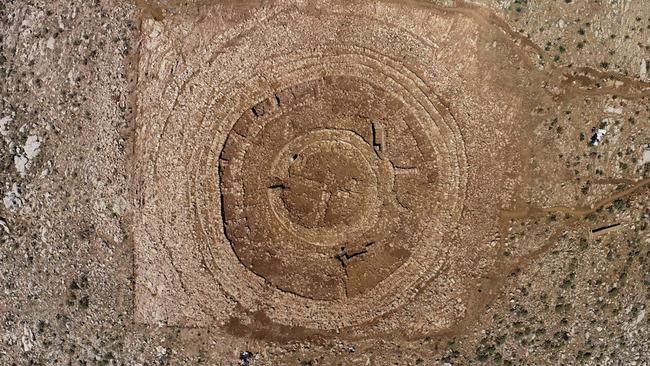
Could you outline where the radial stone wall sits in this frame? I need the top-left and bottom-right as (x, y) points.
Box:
(133, 1), (532, 339)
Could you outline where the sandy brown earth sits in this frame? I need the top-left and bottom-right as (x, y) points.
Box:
(1, 0), (649, 365)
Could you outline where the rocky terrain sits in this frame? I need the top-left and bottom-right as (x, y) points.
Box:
(1, 0), (648, 365)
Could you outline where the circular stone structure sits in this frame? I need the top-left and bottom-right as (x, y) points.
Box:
(171, 7), (468, 331)
(194, 37), (469, 328)
(219, 75), (453, 302)
(134, 0), (530, 336)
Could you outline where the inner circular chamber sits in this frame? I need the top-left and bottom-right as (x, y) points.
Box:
(269, 129), (382, 246)
(281, 146), (368, 229)
(219, 76), (440, 300)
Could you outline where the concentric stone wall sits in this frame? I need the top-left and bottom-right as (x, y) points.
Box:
(133, 0), (534, 338)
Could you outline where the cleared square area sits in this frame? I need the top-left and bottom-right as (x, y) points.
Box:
(132, 0), (537, 340)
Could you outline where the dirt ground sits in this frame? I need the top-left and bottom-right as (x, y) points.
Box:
(1, 0), (649, 365)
